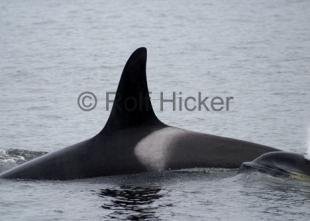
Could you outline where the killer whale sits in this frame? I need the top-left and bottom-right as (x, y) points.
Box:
(240, 151), (310, 180)
(0, 47), (279, 180)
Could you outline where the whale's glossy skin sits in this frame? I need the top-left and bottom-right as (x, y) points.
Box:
(240, 151), (310, 179)
(0, 47), (278, 180)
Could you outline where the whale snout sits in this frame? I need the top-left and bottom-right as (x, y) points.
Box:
(240, 160), (291, 177)
(240, 162), (259, 172)
(240, 151), (310, 180)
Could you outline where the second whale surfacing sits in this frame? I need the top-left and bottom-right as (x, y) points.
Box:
(241, 151), (310, 181)
(0, 47), (280, 180)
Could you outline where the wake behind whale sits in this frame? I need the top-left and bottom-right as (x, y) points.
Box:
(0, 47), (307, 180)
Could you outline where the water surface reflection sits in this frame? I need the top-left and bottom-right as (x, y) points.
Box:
(98, 185), (167, 220)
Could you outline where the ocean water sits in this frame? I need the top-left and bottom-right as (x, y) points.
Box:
(0, 0), (310, 220)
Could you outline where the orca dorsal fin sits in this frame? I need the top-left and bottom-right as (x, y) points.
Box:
(102, 47), (163, 132)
